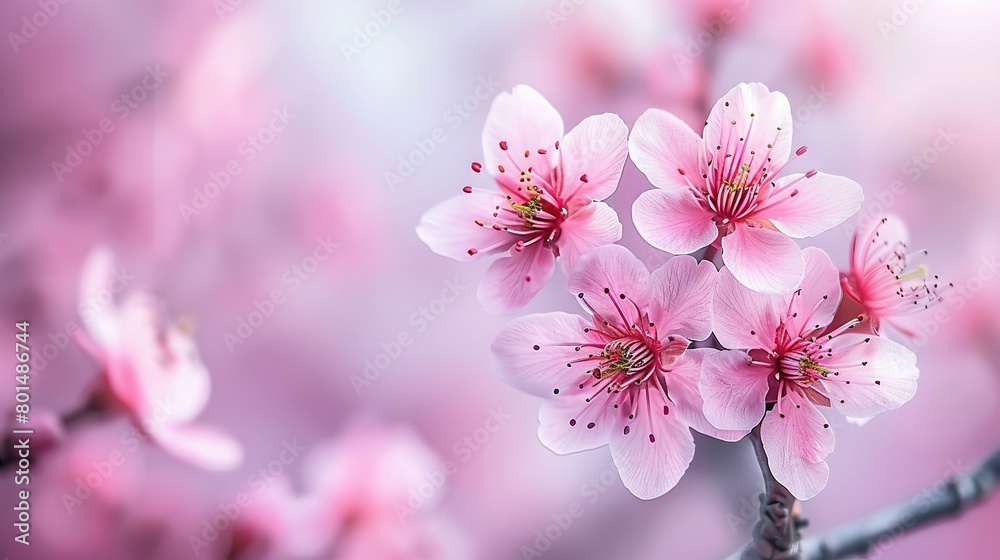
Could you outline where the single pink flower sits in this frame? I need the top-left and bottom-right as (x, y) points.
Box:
(417, 84), (627, 314)
(492, 245), (745, 499)
(76, 248), (243, 471)
(841, 215), (949, 338)
(700, 248), (919, 499)
(629, 82), (864, 294)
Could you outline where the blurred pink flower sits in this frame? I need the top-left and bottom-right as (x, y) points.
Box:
(417, 84), (627, 314)
(492, 245), (744, 499)
(630, 82), (863, 294)
(701, 248), (919, 499)
(841, 215), (949, 338)
(76, 248), (243, 471)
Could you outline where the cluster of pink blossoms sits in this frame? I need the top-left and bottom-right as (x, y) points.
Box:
(419, 83), (945, 500)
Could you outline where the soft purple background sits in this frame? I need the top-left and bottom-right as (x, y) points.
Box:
(1, 0), (999, 558)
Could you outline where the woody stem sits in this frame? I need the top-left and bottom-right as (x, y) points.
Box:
(737, 424), (803, 560)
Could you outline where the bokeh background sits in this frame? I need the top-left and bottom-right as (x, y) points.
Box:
(1, 0), (999, 558)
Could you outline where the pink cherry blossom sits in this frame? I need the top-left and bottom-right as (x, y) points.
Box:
(492, 245), (745, 499)
(417, 84), (628, 314)
(75, 248), (243, 471)
(629, 82), (864, 294)
(841, 215), (949, 338)
(700, 247), (919, 499)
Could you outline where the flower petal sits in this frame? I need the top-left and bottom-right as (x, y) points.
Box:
(609, 386), (695, 499)
(703, 83), (793, 177)
(629, 109), (703, 193)
(722, 223), (804, 294)
(567, 245), (652, 326)
(712, 265), (784, 350)
(669, 349), (748, 441)
(820, 334), (919, 419)
(764, 173), (864, 238)
(482, 85), (563, 182)
(151, 423), (244, 471)
(537, 390), (617, 455)
(491, 312), (598, 398)
(699, 350), (770, 431)
(477, 241), (556, 314)
(78, 247), (121, 350)
(557, 201), (622, 272)
(783, 247), (842, 336)
(649, 255), (717, 341)
(761, 390), (835, 500)
(416, 191), (514, 262)
(559, 113), (629, 201)
(632, 188), (717, 255)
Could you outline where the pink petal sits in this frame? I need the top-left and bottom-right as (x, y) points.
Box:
(628, 109), (703, 193)
(703, 83), (793, 178)
(722, 223), (804, 294)
(782, 247), (842, 336)
(559, 113), (629, 201)
(537, 390), (617, 455)
(763, 173), (864, 238)
(761, 390), (835, 500)
(482, 85), (563, 182)
(649, 255), (717, 341)
(712, 265), (784, 350)
(79, 247), (121, 350)
(699, 350), (770, 431)
(491, 312), (598, 398)
(130, 326), (212, 423)
(556, 201), (622, 272)
(669, 349), (748, 441)
(850, 215), (909, 277)
(416, 191), (514, 262)
(566, 244), (652, 325)
(477, 241), (556, 314)
(820, 335), (919, 419)
(151, 423), (244, 471)
(632, 188), (717, 255)
(609, 387), (696, 499)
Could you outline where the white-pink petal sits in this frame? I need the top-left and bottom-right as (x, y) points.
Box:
(703, 83), (793, 178)
(821, 334), (919, 419)
(482, 85), (563, 182)
(537, 391), (616, 455)
(559, 113), (629, 201)
(782, 247), (842, 336)
(649, 255), (717, 341)
(477, 242), (556, 315)
(712, 265), (784, 350)
(761, 390), (835, 501)
(416, 190), (514, 262)
(152, 423), (244, 471)
(668, 349), (748, 442)
(628, 109), (703, 193)
(722, 224), (804, 294)
(765, 173), (864, 239)
(556, 201), (622, 272)
(567, 244), (652, 324)
(699, 350), (770, 431)
(632, 188), (717, 255)
(491, 312), (596, 399)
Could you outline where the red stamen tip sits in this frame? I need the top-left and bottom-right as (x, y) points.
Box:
(467, 248), (478, 256)
(805, 169), (818, 178)
(580, 174), (588, 183)
(462, 186), (472, 193)
(796, 145), (808, 156)
(471, 162), (483, 173)
(499, 140), (508, 151)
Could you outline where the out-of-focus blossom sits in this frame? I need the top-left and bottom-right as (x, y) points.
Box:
(630, 82), (863, 294)
(492, 245), (744, 499)
(417, 85), (627, 313)
(75, 248), (243, 471)
(701, 248), (919, 499)
(841, 215), (949, 338)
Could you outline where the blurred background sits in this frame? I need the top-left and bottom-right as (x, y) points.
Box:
(1, 0), (999, 558)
